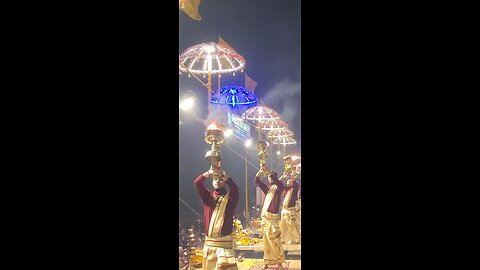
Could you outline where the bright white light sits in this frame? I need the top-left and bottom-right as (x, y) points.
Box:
(204, 45), (215, 54)
(245, 139), (252, 147)
(180, 97), (195, 111)
(224, 128), (233, 137)
(277, 151), (281, 156)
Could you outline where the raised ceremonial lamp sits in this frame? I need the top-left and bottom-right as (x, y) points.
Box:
(204, 123), (224, 178)
(280, 155), (294, 180)
(256, 141), (268, 177)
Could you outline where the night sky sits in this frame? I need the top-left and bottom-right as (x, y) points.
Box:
(179, 0), (301, 228)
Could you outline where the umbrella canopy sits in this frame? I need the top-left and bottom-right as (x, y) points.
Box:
(211, 85), (257, 109)
(273, 136), (297, 146)
(242, 105), (280, 123)
(179, 42), (245, 74)
(267, 128), (294, 139)
(256, 118), (288, 131)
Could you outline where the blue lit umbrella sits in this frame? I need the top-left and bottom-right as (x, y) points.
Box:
(211, 85), (257, 113)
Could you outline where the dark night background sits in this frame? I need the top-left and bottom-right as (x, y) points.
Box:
(179, 0), (301, 229)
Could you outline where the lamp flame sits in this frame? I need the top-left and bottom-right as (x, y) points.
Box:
(207, 122), (220, 130)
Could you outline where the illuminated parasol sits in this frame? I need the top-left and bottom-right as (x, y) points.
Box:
(267, 128), (294, 139)
(273, 136), (297, 156)
(242, 104), (280, 142)
(256, 118), (288, 131)
(242, 105), (280, 123)
(273, 136), (297, 145)
(211, 85), (257, 115)
(179, 42), (246, 113)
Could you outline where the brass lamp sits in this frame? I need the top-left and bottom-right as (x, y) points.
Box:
(280, 155), (294, 180)
(256, 141), (268, 177)
(205, 124), (224, 178)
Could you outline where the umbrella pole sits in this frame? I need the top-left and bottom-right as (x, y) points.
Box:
(217, 73), (221, 95)
(277, 144), (281, 172)
(270, 138), (273, 169)
(245, 149), (249, 226)
(207, 71), (212, 114)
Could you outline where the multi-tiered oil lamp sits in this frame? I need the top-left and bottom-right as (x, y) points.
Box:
(256, 141), (268, 177)
(204, 122), (224, 178)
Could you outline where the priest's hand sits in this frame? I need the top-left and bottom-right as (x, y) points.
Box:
(202, 169), (213, 178)
(264, 167), (272, 176)
(221, 171), (229, 181)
